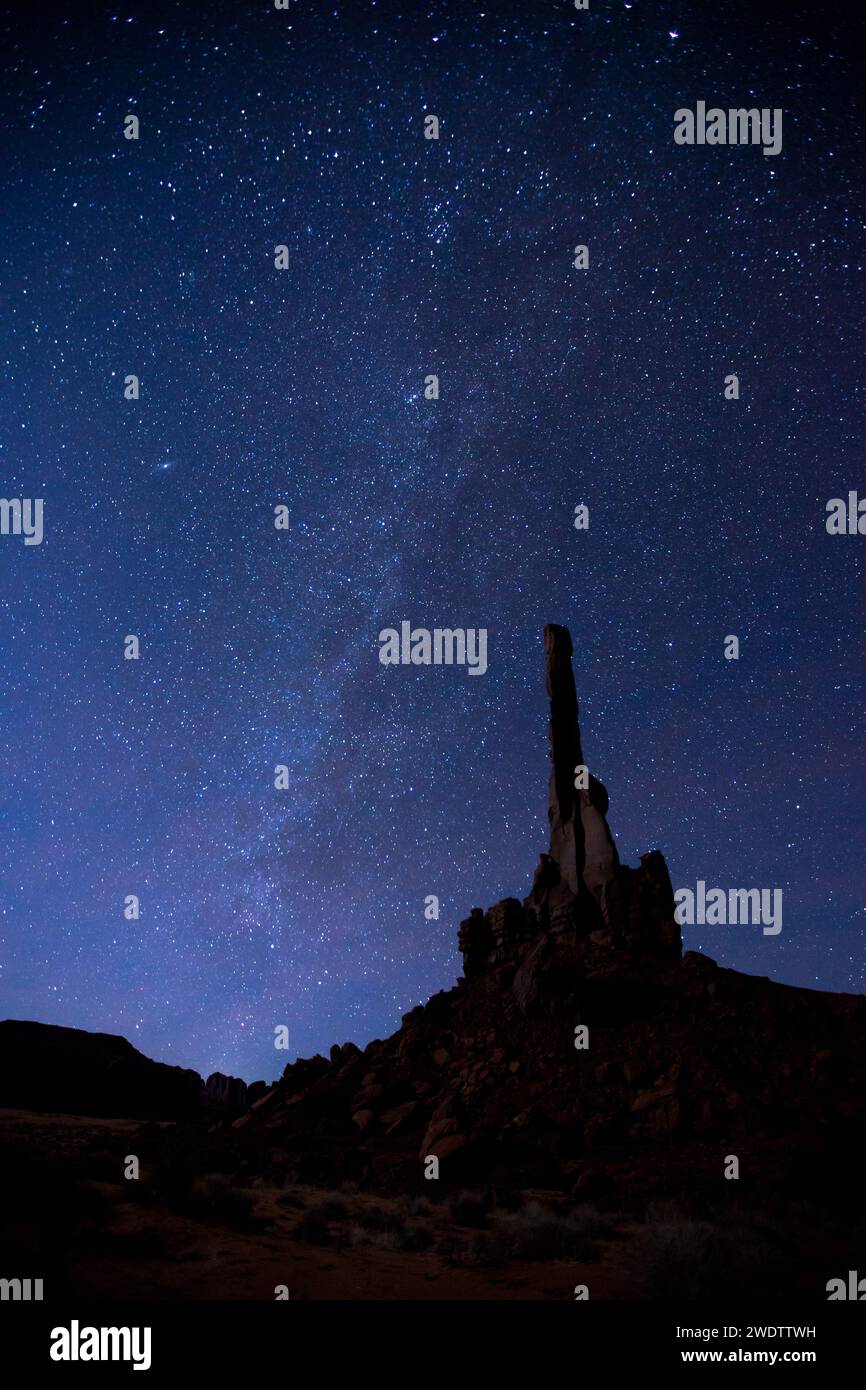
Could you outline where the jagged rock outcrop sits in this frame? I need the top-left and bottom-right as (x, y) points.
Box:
(458, 624), (680, 981)
(202, 1072), (249, 1110)
(234, 947), (866, 1199)
(544, 622), (590, 899)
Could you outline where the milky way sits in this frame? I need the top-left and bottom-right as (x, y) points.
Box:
(0, 0), (863, 1081)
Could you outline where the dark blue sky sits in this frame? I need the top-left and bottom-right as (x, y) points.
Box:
(1, 0), (863, 1082)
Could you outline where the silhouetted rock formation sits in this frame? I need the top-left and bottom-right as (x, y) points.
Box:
(0, 1020), (260, 1119)
(233, 626), (866, 1208)
(458, 624), (680, 981)
(544, 622), (590, 898)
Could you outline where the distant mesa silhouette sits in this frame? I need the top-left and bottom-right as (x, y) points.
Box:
(0, 1019), (266, 1119)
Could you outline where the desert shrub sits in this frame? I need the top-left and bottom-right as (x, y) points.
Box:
(624, 1201), (784, 1299)
(292, 1192), (352, 1244)
(400, 1194), (433, 1219)
(186, 1172), (255, 1228)
(449, 1188), (490, 1229)
(434, 1198), (614, 1267)
(489, 1200), (613, 1261)
(346, 1220), (433, 1253)
(311, 1192), (350, 1221)
(346, 1223), (389, 1250)
(354, 1203), (405, 1234)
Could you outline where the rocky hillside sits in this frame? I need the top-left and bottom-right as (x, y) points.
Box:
(234, 948), (866, 1202)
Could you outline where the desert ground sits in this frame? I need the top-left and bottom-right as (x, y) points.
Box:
(2, 1106), (855, 1302)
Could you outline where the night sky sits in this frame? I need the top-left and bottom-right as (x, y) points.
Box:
(1, 0), (863, 1084)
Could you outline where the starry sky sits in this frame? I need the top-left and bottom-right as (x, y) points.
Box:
(0, 0), (863, 1083)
